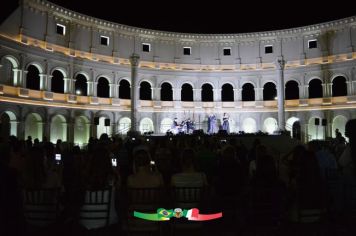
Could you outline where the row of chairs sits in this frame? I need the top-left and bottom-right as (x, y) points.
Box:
(23, 186), (207, 235)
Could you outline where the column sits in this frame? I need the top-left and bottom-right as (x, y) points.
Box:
(236, 88), (242, 101)
(254, 87), (263, 101)
(153, 87), (161, 101)
(276, 59), (286, 131)
(109, 83), (115, 98)
(301, 123), (309, 143)
(43, 120), (50, 141)
(12, 68), (22, 87)
(22, 70), (28, 88)
(71, 79), (76, 94)
(93, 82), (98, 97)
(298, 85), (305, 99)
(46, 75), (53, 92)
(193, 88), (202, 101)
(173, 87), (181, 101)
(213, 88), (221, 102)
(67, 120), (74, 144)
(63, 77), (71, 93)
(346, 81), (353, 96)
(129, 53), (140, 132)
(87, 81), (93, 96)
(17, 118), (25, 140)
(39, 73), (47, 91)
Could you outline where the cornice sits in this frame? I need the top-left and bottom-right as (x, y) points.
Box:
(26, 0), (356, 43)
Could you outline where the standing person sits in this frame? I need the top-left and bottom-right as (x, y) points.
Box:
(209, 114), (217, 134)
(222, 113), (230, 134)
(207, 115), (211, 134)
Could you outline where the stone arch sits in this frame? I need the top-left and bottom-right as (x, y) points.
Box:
(117, 77), (131, 85)
(285, 80), (299, 100)
(25, 113), (43, 141)
(160, 118), (173, 133)
(50, 67), (68, 78)
(119, 79), (130, 99)
(26, 62), (44, 74)
(140, 81), (152, 100)
(308, 78), (323, 99)
(286, 116), (301, 140)
(201, 83), (214, 102)
(74, 71), (90, 81)
(242, 117), (257, 133)
(161, 82), (173, 101)
(332, 115), (348, 139)
(332, 76), (347, 97)
(51, 69), (65, 93)
(221, 83), (234, 101)
(118, 117), (131, 135)
(74, 115), (90, 146)
(26, 64), (41, 90)
(242, 82), (255, 101)
(1, 55), (19, 86)
(140, 117), (154, 133)
(75, 73), (88, 96)
(97, 77), (110, 98)
(263, 82), (277, 101)
(262, 117), (278, 134)
(1, 55), (19, 68)
(95, 74), (112, 84)
(181, 83), (193, 101)
(50, 114), (67, 143)
(0, 110), (17, 138)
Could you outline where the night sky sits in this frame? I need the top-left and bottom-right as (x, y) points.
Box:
(1, 0), (355, 34)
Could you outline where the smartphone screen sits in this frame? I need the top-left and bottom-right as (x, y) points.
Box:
(55, 154), (61, 164)
(150, 160), (155, 165)
(111, 158), (117, 167)
(55, 154), (61, 161)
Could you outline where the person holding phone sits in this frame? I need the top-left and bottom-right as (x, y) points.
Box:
(127, 149), (163, 188)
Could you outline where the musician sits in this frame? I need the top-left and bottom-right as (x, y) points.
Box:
(222, 113), (230, 133)
(173, 118), (179, 127)
(186, 118), (193, 134)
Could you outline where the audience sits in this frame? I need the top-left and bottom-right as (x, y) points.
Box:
(0, 124), (355, 234)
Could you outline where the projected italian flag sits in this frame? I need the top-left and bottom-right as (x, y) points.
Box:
(134, 208), (222, 221)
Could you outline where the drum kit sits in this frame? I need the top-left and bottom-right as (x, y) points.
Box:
(169, 119), (195, 134)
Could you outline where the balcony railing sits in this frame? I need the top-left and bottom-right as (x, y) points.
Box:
(0, 84), (354, 112)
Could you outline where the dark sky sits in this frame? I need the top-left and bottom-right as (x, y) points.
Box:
(1, 0), (355, 34)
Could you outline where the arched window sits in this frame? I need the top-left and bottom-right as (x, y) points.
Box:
(332, 76), (347, 97)
(309, 79), (323, 98)
(201, 83), (213, 102)
(119, 79), (130, 99)
(140, 81), (152, 100)
(285, 80), (299, 100)
(263, 82), (277, 101)
(221, 83), (234, 101)
(161, 82), (173, 101)
(26, 65), (40, 90)
(0, 58), (14, 86)
(75, 74), (87, 96)
(242, 83), (255, 101)
(97, 77), (110, 98)
(51, 70), (64, 93)
(181, 83), (193, 101)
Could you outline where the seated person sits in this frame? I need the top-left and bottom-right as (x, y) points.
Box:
(171, 148), (208, 188)
(127, 149), (163, 188)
